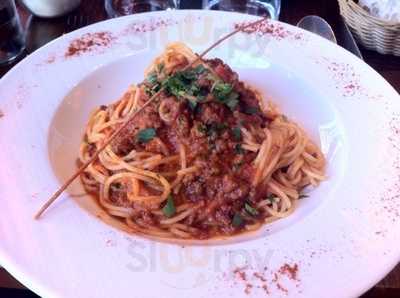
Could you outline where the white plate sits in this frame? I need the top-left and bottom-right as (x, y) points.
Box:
(0, 10), (399, 298)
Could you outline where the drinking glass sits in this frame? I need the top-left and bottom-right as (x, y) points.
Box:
(204, 0), (281, 19)
(0, 0), (25, 65)
(105, 0), (180, 18)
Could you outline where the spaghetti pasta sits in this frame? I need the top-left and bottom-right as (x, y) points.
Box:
(78, 42), (326, 239)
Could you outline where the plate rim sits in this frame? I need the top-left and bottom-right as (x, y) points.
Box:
(0, 9), (399, 298)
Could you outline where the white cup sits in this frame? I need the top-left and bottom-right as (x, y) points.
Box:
(21, 0), (81, 18)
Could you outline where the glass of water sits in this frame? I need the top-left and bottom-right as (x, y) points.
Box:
(0, 0), (25, 65)
(105, 0), (180, 18)
(204, 0), (281, 19)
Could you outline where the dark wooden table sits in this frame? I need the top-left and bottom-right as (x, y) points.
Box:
(1, 0), (400, 297)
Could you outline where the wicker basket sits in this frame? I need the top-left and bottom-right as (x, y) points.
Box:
(338, 0), (400, 56)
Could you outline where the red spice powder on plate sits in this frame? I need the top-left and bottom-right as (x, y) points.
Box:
(244, 283), (253, 294)
(233, 267), (247, 281)
(262, 284), (270, 294)
(45, 55), (56, 64)
(279, 263), (299, 281)
(231, 263), (300, 295)
(234, 20), (298, 40)
(123, 18), (176, 35)
(65, 31), (116, 58)
(316, 58), (362, 97)
(253, 272), (267, 282)
(276, 282), (288, 294)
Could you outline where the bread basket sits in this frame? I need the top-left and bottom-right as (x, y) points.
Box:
(338, 0), (400, 56)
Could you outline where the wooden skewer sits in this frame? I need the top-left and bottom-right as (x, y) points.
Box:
(34, 16), (268, 220)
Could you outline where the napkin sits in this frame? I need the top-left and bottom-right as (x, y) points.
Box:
(359, 0), (400, 22)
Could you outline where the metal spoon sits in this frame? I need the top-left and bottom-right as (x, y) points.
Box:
(297, 15), (337, 44)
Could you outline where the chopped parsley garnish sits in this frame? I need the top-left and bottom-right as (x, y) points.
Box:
(187, 98), (198, 110)
(159, 65), (240, 111)
(136, 128), (156, 143)
(299, 194), (309, 199)
(206, 73), (219, 83)
(162, 195), (176, 218)
(244, 106), (261, 115)
(181, 65), (207, 80)
(214, 122), (228, 131)
(163, 75), (188, 97)
(146, 72), (158, 85)
(234, 144), (244, 154)
(157, 63), (165, 73)
(196, 105), (203, 114)
(232, 127), (242, 141)
(244, 203), (259, 217)
(197, 123), (207, 134)
(144, 70), (162, 96)
(212, 82), (240, 111)
(225, 93), (239, 110)
(144, 86), (152, 96)
(162, 67), (208, 110)
(205, 122), (228, 141)
(205, 122), (227, 135)
(194, 64), (207, 74)
(211, 82), (239, 111)
(181, 69), (198, 81)
(213, 82), (233, 98)
(266, 194), (276, 204)
(232, 213), (244, 227)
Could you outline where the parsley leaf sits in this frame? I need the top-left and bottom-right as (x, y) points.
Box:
(181, 65), (207, 80)
(136, 128), (156, 143)
(146, 72), (158, 85)
(162, 195), (176, 218)
(144, 86), (152, 96)
(225, 93), (239, 111)
(181, 69), (198, 81)
(162, 69), (205, 111)
(206, 73), (218, 82)
(163, 75), (187, 97)
(212, 82), (240, 110)
(266, 194), (276, 204)
(215, 122), (228, 131)
(244, 106), (261, 115)
(244, 203), (259, 217)
(232, 127), (242, 142)
(232, 213), (244, 227)
(234, 144), (244, 154)
(213, 82), (233, 101)
(161, 66), (237, 112)
(194, 64), (207, 74)
(197, 123), (207, 134)
(206, 122), (228, 138)
(187, 98), (198, 110)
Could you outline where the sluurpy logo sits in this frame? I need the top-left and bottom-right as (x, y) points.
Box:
(126, 240), (274, 290)
(124, 15), (270, 59)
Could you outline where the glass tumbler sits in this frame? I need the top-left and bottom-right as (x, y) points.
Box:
(0, 0), (25, 65)
(204, 0), (281, 19)
(105, 0), (180, 18)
